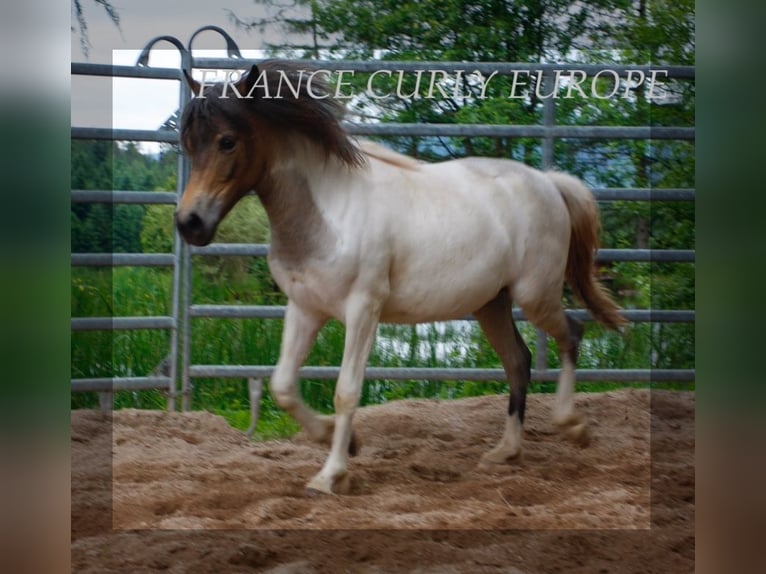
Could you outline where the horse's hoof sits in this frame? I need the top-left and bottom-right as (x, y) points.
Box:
(554, 414), (591, 447)
(553, 409), (591, 446)
(478, 447), (522, 469)
(305, 486), (330, 498)
(563, 421), (591, 447)
(305, 472), (351, 496)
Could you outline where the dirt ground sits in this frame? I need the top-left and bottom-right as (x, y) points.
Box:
(71, 389), (694, 573)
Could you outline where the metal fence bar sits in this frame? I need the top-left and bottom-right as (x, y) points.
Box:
(71, 316), (175, 331)
(181, 241), (193, 411)
(568, 309), (695, 323)
(71, 377), (173, 392)
(71, 188), (696, 204)
(71, 190), (177, 204)
(71, 62), (180, 80)
(345, 124), (695, 140)
(191, 243), (270, 257)
(188, 304), (694, 323)
(535, 75), (557, 375)
(71, 253), (175, 267)
(70, 367), (694, 393)
(596, 249), (695, 263)
(168, 230), (184, 411)
(71, 127), (179, 143)
(176, 46), (194, 411)
(189, 243), (692, 263)
(189, 305), (287, 319)
(593, 188), (695, 201)
(193, 245), (695, 267)
(189, 364), (694, 382)
(73, 60), (695, 80)
(71, 124), (694, 143)
(190, 58), (695, 79)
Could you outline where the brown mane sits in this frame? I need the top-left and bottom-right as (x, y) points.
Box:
(181, 60), (365, 168)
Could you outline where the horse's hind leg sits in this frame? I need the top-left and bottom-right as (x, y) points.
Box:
(519, 296), (590, 446)
(555, 314), (589, 444)
(474, 288), (531, 465)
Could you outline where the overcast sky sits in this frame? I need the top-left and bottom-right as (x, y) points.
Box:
(71, 0), (301, 133)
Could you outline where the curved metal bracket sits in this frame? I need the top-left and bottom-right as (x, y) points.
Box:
(135, 35), (190, 69)
(187, 25), (243, 60)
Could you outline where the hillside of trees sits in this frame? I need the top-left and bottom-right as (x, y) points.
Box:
(71, 142), (177, 253)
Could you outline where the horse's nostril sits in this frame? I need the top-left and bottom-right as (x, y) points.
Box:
(187, 212), (203, 231)
(177, 212), (203, 235)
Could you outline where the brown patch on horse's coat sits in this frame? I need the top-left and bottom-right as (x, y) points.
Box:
(257, 169), (334, 269)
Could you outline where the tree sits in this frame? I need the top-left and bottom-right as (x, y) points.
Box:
(71, 141), (179, 253)
(228, 0), (328, 58)
(72, 0), (121, 57)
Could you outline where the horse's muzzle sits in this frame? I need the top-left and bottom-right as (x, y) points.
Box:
(175, 211), (214, 246)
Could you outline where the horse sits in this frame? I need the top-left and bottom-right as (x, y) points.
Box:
(176, 61), (626, 495)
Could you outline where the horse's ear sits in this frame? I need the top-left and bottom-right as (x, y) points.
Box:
(235, 64), (260, 97)
(183, 69), (202, 97)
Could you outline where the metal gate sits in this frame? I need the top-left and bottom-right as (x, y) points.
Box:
(71, 27), (695, 411)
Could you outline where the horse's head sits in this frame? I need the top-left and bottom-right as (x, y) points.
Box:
(176, 62), (365, 246)
(175, 66), (271, 246)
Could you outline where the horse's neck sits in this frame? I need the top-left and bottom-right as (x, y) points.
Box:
(257, 160), (339, 266)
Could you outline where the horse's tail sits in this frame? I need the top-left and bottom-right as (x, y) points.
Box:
(548, 171), (626, 331)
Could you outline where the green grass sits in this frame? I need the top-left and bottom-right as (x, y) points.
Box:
(214, 407), (301, 441)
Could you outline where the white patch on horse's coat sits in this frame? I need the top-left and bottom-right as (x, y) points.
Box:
(357, 139), (421, 170)
(481, 413), (523, 465)
(551, 354), (589, 445)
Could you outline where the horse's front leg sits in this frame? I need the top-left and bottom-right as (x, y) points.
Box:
(306, 294), (381, 495)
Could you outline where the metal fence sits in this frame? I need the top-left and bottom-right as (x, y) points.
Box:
(71, 27), (695, 411)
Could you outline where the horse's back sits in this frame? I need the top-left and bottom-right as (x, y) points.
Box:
(399, 156), (570, 247)
(362, 155), (571, 322)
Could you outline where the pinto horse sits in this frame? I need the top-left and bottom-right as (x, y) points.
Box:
(176, 61), (625, 495)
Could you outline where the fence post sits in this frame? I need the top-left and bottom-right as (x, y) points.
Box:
(180, 26), (244, 412)
(168, 74), (190, 412)
(536, 72), (557, 375)
(178, 50), (193, 412)
(134, 36), (194, 412)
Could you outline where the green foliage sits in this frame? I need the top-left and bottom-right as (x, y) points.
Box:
(214, 406), (301, 441)
(140, 205), (175, 253)
(315, 0), (618, 61)
(71, 141), (177, 254)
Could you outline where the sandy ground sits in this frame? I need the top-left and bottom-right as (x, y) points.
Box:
(71, 389), (694, 573)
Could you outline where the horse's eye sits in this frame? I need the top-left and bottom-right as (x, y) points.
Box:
(219, 136), (236, 152)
